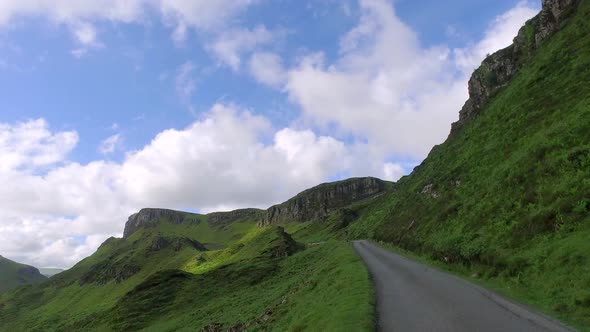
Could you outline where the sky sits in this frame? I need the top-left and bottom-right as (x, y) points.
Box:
(0, 0), (540, 268)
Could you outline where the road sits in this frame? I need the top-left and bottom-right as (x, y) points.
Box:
(353, 240), (576, 332)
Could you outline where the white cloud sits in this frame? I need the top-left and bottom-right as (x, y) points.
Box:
(157, 0), (259, 32)
(0, 0), (144, 56)
(0, 0), (145, 26)
(72, 22), (98, 46)
(69, 22), (104, 57)
(382, 162), (404, 181)
(118, 104), (353, 209)
(0, 118), (78, 172)
(286, 0), (537, 160)
(0, 0), (261, 58)
(249, 51), (286, 88)
(208, 25), (274, 70)
(99, 134), (121, 155)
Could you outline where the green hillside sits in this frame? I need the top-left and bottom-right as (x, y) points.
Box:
(0, 256), (47, 295)
(0, 210), (373, 331)
(346, 0), (590, 328)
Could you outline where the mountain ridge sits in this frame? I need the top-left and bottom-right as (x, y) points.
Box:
(123, 176), (390, 238)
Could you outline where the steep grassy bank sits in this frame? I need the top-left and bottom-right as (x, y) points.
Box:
(346, 1), (590, 329)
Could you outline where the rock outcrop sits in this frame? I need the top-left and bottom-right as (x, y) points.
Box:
(263, 227), (301, 258)
(450, 0), (580, 135)
(122, 178), (390, 234)
(258, 177), (388, 226)
(207, 208), (265, 227)
(123, 208), (191, 238)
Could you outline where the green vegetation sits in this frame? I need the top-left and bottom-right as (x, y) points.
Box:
(0, 256), (46, 295)
(2, 2), (589, 331)
(345, 2), (590, 329)
(0, 214), (372, 331)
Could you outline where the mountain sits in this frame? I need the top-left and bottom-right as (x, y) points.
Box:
(0, 178), (383, 331)
(1, 0), (589, 330)
(0, 256), (47, 295)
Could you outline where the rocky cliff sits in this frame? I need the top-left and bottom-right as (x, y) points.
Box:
(207, 208), (265, 227)
(450, 0), (580, 134)
(122, 178), (390, 235)
(123, 208), (193, 238)
(258, 177), (389, 226)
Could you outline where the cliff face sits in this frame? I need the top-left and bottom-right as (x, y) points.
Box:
(258, 177), (388, 226)
(123, 208), (191, 238)
(450, 0), (580, 134)
(122, 178), (390, 236)
(207, 208), (265, 227)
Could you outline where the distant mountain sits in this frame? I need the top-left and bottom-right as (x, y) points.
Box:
(0, 256), (47, 295)
(38, 268), (65, 278)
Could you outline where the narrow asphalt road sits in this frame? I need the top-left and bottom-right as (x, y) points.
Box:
(353, 240), (576, 332)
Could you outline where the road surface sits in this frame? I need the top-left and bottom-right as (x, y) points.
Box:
(353, 240), (576, 332)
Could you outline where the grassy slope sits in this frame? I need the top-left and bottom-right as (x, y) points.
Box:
(346, 2), (590, 329)
(0, 214), (372, 331)
(0, 256), (47, 295)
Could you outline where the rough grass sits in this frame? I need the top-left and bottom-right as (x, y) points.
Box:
(0, 215), (373, 332)
(344, 2), (590, 330)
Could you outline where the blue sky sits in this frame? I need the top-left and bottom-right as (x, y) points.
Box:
(0, 0), (540, 267)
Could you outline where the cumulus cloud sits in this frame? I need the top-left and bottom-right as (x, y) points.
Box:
(0, 118), (78, 172)
(249, 51), (286, 88)
(208, 25), (275, 70)
(286, 0), (537, 160)
(0, 0), (262, 58)
(382, 163), (405, 181)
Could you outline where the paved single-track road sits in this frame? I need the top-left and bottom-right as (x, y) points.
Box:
(353, 240), (576, 332)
